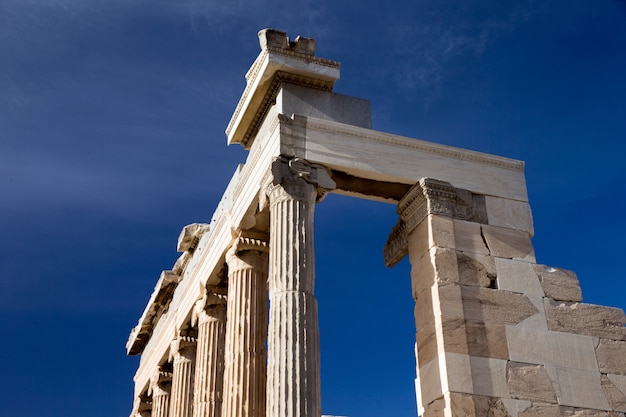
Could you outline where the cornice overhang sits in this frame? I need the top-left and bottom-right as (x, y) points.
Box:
(225, 29), (340, 149)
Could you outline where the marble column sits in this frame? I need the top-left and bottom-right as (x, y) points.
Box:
(151, 368), (172, 417)
(193, 289), (227, 417)
(222, 235), (269, 417)
(264, 157), (335, 417)
(169, 336), (197, 417)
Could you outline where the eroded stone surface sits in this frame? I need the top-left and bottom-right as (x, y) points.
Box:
(507, 362), (557, 403)
(545, 299), (626, 341)
(459, 286), (539, 325)
(596, 339), (626, 375)
(449, 392), (511, 417)
(601, 374), (626, 412)
(534, 264), (582, 302)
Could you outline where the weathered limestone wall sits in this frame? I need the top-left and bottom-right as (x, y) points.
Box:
(386, 178), (626, 417)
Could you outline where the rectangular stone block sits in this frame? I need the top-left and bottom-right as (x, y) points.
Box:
(534, 264), (582, 302)
(469, 356), (509, 397)
(556, 367), (611, 410)
(411, 249), (437, 300)
(419, 357), (445, 406)
(507, 361), (558, 403)
(485, 195), (534, 236)
(464, 319), (509, 359)
(596, 339), (626, 375)
(408, 216), (433, 262)
(545, 299), (626, 341)
(496, 258), (544, 297)
(456, 251), (495, 288)
(415, 323), (438, 367)
(444, 352), (473, 394)
(452, 219), (490, 255)
(459, 286), (538, 325)
(449, 392), (511, 417)
(506, 326), (599, 371)
(482, 224), (536, 262)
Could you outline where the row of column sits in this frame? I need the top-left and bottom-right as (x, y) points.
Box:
(135, 157), (331, 417)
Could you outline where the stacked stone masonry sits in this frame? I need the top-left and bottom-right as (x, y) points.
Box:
(395, 179), (626, 417)
(127, 29), (626, 417)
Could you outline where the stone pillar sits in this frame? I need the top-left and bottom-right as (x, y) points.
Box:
(264, 157), (335, 417)
(221, 235), (269, 417)
(169, 336), (197, 417)
(385, 178), (538, 417)
(151, 368), (172, 417)
(193, 289), (227, 417)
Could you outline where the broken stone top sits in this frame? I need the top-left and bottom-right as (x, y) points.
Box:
(226, 29), (341, 149)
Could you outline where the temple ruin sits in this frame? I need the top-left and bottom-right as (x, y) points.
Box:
(127, 29), (626, 417)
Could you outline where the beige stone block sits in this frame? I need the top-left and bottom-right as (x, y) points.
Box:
(423, 395), (445, 417)
(432, 247), (460, 283)
(416, 323), (439, 367)
(485, 196), (534, 236)
(518, 403), (561, 417)
(545, 299), (626, 341)
(596, 339), (626, 375)
(438, 317), (469, 356)
(429, 214), (456, 250)
(411, 249), (437, 300)
(449, 392), (511, 417)
(534, 264), (582, 302)
(506, 326), (599, 370)
(506, 362), (557, 403)
(408, 217), (433, 263)
(453, 219), (490, 255)
(496, 258), (544, 297)
(457, 251), (495, 288)
(464, 319), (510, 359)
(482, 224), (536, 262)
(415, 290), (435, 331)
(469, 356), (509, 397)
(444, 352), (474, 394)
(602, 374), (626, 412)
(437, 284), (465, 319)
(556, 367), (611, 410)
(459, 286), (538, 325)
(419, 357), (445, 406)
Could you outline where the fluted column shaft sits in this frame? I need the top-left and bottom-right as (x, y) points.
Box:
(222, 238), (269, 417)
(193, 297), (227, 417)
(170, 337), (197, 417)
(151, 369), (172, 417)
(266, 176), (321, 417)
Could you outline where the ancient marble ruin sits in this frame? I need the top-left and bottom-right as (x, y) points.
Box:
(127, 29), (626, 417)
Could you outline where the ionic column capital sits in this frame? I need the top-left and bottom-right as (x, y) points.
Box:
(149, 368), (172, 397)
(193, 286), (227, 326)
(262, 156), (336, 206)
(385, 178), (461, 267)
(226, 233), (269, 273)
(170, 336), (197, 362)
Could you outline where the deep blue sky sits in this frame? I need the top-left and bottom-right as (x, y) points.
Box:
(1, 1), (625, 416)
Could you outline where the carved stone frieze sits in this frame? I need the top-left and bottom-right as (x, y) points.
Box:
(177, 223), (210, 253)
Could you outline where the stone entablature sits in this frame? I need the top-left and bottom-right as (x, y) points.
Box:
(127, 29), (626, 417)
